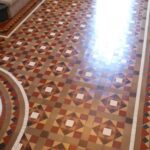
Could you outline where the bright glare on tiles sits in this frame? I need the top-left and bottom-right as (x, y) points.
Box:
(28, 62), (36, 67)
(116, 78), (123, 83)
(85, 72), (92, 77)
(45, 87), (53, 93)
(103, 128), (112, 136)
(3, 56), (9, 61)
(40, 46), (46, 50)
(65, 50), (72, 54)
(56, 67), (63, 72)
(65, 119), (74, 127)
(110, 100), (118, 107)
(76, 93), (84, 100)
(121, 59), (127, 64)
(30, 112), (39, 119)
(50, 32), (56, 36)
(16, 41), (22, 45)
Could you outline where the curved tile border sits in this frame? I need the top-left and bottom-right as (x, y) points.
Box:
(0, 68), (29, 150)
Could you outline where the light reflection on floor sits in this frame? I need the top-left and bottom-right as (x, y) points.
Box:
(86, 0), (135, 71)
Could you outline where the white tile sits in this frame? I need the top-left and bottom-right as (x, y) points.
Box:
(16, 41), (22, 45)
(54, 1), (58, 4)
(50, 32), (56, 36)
(65, 50), (72, 54)
(73, 36), (79, 40)
(30, 112), (39, 119)
(76, 93), (84, 100)
(38, 18), (43, 21)
(58, 21), (64, 25)
(28, 29), (33, 32)
(110, 100), (118, 107)
(2, 56), (9, 61)
(102, 128), (112, 136)
(40, 46), (46, 50)
(72, 3), (77, 6)
(66, 12), (71, 15)
(56, 66), (63, 72)
(116, 77), (123, 83)
(46, 9), (51, 12)
(86, 14), (91, 17)
(121, 59), (127, 64)
(28, 61), (36, 67)
(85, 72), (92, 77)
(45, 87), (53, 93)
(80, 24), (86, 28)
(65, 119), (74, 127)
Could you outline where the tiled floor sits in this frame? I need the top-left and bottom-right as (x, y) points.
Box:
(0, 0), (149, 149)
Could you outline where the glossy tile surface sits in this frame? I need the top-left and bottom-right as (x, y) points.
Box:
(0, 0), (148, 149)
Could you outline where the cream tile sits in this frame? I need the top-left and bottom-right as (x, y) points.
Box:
(102, 128), (112, 136)
(50, 32), (56, 36)
(66, 12), (71, 15)
(116, 77), (123, 83)
(110, 100), (118, 107)
(65, 119), (74, 127)
(45, 87), (53, 93)
(28, 29), (33, 32)
(80, 24), (86, 28)
(73, 36), (79, 40)
(40, 46), (46, 50)
(56, 66), (63, 72)
(66, 50), (72, 54)
(16, 41), (22, 45)
(3, 56), (9, 61)
(58, 21), (64, 25)
(85, 72), (92, 77)
(38, 18), (43, 21)
(30, 112), (39, 119)
(46, 9), (51, 12)
(76, 93), (84, 100)
(28, 62), (36, 67)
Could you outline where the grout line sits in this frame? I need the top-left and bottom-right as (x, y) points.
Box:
(0, 68), (29, 150)
(0, 0), (46, 39)
(129, 0), (150, 150)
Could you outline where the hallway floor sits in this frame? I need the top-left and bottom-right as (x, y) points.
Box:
(0, 0), (149, 149)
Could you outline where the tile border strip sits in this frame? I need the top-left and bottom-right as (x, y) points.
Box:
(129, 0), (150, 150)
(0, 68), (29, 150)
(0, 0), (46, 39)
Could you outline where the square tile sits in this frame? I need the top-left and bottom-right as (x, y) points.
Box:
(76, 93), (84, 100)
(116, 78), (123, 83)
(45, 87), (53, 93)
(80, 24), (86, 28)
(73, 36), (79, 40)
(85, 72), (92, 77)
(110, 100), (118, 107)
(50, 32), (56, 36)
(56, 67), (63, 72)
(46, 9), (51, 12)
(65, 50), (72, 54)
(2, 56), (9, 61)
(28, 29), (33, 32)
(66, 12), (71, 15)
(40, 46), (46, 50)
(16, 41), (22, 45)
(28, 62), (36, 67)
(30, 112), (39, 119)
(38, 18), (43, 21)
(102, 128), (112, 136)
(65, 119), (74, 127)
(58, 21), (64, 25)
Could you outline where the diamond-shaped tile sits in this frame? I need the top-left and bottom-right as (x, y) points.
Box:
(110, 100), (118, 107)
(46, 9), (51, 12)
(56, 67), (63, 72)
(65, 50), (72, 54)
(116, 78), (123, 83)
(3, 56), (9, 61)
(76, 93), (84, 100)
(28, 29), (33, 32)
(38, 18), (43, 21)
(85, 72), (92, 77)
(28, 62), (36, 67)
(16, 41), (22, 45)
(58, 21), (63, 25)
(80, 24), (86, 28)
(72, 3), (77, 6)
(45, 87), (53, 93)
(66, 12), (71, 15)
(102, 128), (112, 136)
(65, 119), (74, 127)
(73, 36), (79, 40)
(30, 112), (39, 119)
(50, 32), (56, 36)
(40, 46), (46, 50)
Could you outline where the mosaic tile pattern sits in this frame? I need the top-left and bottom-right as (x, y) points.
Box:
(0, 0), (148, 149)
